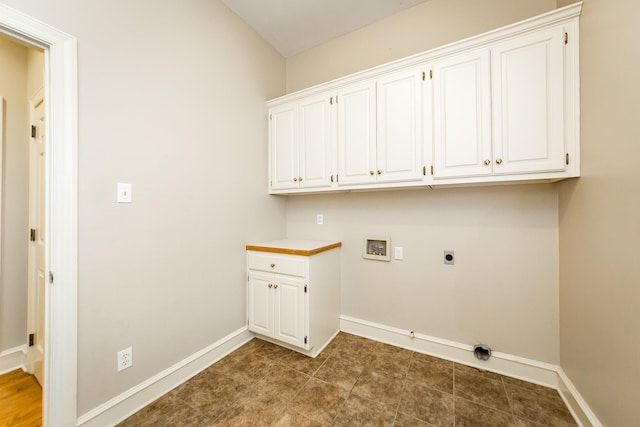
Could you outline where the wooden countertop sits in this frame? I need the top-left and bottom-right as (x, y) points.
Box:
(246, 239), (342, 256)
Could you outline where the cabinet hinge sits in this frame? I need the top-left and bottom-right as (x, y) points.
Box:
(49, 272), (54, 284)
(269, 113), (272, 120)
(30, 228), (37, 242)
(564, 32), (568, 44)
(29, 333), (34, 347)
(330, 97), (333, 105)
(422, 71), (425, 81)
(566, 153), (569, 165)
(304, 285), (307, 293)
(31, 125), (36, 138)
(423, 166), (426, 176)
(430, 165), (434, 175)
(304, 336), (308, 344)
(336, 175), (339, 182)
(330, 175), (334, 183)
(335, 95), (338, 103)
(430, 69), (433, 79)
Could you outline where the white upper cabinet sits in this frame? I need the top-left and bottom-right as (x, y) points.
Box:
(376, 67), (424, 183)
(337, 80), (376, 186)
(267, 3), (581, 194)
(269, 92), (335, 192)
(491, 26), (566, 175)
(432, 50), (492, 179)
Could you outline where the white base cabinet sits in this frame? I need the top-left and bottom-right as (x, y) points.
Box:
(246, 240), (341, 357)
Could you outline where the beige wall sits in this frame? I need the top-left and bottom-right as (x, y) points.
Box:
(1, 0), (286, 415)
(284, 0), (563, 364)
(285, 0), (556, 92)
(0, 36), (29, 353)
(558, 0), (640, 425)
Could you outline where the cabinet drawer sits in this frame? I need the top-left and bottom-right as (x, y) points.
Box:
(247, 252), (306, 277)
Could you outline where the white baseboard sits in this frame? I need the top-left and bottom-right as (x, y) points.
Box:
(77, 327), (254, 427)
(557, 368), (603, 427)
(0, 345), (26, 375)
(340, 315), (601, 427)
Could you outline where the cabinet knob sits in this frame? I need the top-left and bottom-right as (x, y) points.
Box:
(377, 170), (382, 175)
(268, 284), (273, 288)
(369, 170), (374, 175)
(293, 177), (298, 182)
(273, 284), (278, 289)
(299, 177), (303, 182)
(270, 263), (275, 268)
(495, 158), (503, 165)
(483, 159), (490, 166)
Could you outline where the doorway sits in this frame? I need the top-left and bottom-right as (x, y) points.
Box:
(0, 4), (78, 426)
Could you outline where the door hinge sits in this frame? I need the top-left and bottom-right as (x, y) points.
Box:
(304, 284), (307, 293)
(49, 272), (54, 284)
(29, 333), (34, 347)
(566, 153), (569, 165)
(430, 69), (433, 79)
(30, 228), (37, 242)
(564, 32), (568, 44)
(304, 336), (308, 344)
(330, 96), (333, 105)
(430, 165), (434, 175)
(31, 125), (36, 138)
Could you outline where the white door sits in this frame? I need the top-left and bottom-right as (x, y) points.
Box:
(27, 88), (45, 385)
(298, 92), (335, 189)
(432, 49), (492, 179)
(491, 26), (566, 175)
(273, 276), (306, 348)
(248, 272), (274, 337)
(269, 103), (298, 190)
(337, 80), (376, 186)
(376, 67), (423, 183)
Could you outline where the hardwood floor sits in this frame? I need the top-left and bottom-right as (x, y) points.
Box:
(0, 369), (42, 427)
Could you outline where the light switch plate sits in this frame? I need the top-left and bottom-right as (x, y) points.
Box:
(394, 247), (404, 260)
(117, 182), (132, 203)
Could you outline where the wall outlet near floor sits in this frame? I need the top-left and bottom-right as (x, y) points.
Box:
(444, 250), (455, 265)
(117, 346), (133, 371)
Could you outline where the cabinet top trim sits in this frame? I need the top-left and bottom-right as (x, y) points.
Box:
(247, 240), (342, 256)
(267, 1), (582, 107)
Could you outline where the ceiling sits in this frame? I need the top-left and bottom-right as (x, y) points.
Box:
(222, 0), (430, 57)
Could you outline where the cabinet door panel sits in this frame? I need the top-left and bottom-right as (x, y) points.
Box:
(299, 93), (334, 189)
(492, 27), (565, 174)
(248, 273), (273, 337)
(270, 104), (298, 190)
(337, 81), (376, 185)
(273, 276), (306, 348)
(377, 68), (423, 183)
(433, 50), (492, 178)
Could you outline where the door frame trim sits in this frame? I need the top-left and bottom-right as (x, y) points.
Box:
(0, 4), (78, 426)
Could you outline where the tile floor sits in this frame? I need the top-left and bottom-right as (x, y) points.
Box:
(118, 333), (577, 426)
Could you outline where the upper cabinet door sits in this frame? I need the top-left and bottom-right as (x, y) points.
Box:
(376, 67), (423, 183)
(269, 103), (298, 190)
(491, 27), (565, 175)
(298, 93), (335, 189)
(337, 81), (376, 186)
(432, 49), (492, 179)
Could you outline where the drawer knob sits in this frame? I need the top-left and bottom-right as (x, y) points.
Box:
(483, 159), (490, 166)
(270, 263), (275, 268)
(273, 284), (278, 289)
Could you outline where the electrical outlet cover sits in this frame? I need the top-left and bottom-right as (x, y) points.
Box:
(117, 347), (133, 371)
